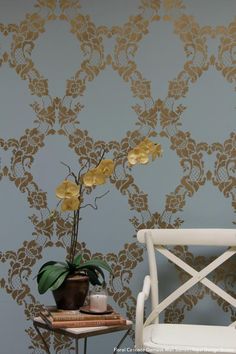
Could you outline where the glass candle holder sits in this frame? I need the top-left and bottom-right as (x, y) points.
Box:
(89, 286), (108, 312)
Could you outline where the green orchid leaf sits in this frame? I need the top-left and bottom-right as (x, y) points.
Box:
(80, 258), (112, 274)
(36, 261), (68, 282)
(85, 269), (101, 286)
(74, 254), (82, 266)
(38, 261), (67, 273)
(38, 265), (68, 294)
(50, 270), (70, 291)
(66, 261), (72, 267)
(35, 261), (58, 282)
(66, 261), (76, 274)
(38, 261), (58, 272)
(78, 264), (105, 283)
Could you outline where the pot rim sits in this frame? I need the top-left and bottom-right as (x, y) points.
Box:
(66, 275), (89, 281)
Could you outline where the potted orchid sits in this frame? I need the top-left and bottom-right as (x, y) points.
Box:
(37, 156), (114, 309)
(36, 139), (162, 309)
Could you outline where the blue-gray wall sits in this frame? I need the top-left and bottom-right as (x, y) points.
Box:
(0, 0), (235, 353)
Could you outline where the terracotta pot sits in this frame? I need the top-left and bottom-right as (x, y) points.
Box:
(52, 275), (89, 310)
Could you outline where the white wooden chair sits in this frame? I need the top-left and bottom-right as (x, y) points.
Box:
(135, 229), (236, 353)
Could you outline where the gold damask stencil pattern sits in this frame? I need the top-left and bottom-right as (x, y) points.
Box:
(0, 0), (235, 352)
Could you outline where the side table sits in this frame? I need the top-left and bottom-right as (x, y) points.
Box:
(33, 317), (132, 354)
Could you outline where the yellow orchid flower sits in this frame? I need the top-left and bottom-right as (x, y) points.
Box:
(138, 151), (149, 164)
(139, 138), (155, 154)
(128, 138), (162, 166)
(61, 196), (80, 211)
(139, 139), (163, 160)
(56, 180), (80, 199)
(83, 169), (96, 187)
(93, 171), (106, 185)
(83, 168), (106, 187)
(151, 143), (163, 160)
(128, 147), (149, 165)
(127, 147), (139, 165)
(97, 159), (114, 177)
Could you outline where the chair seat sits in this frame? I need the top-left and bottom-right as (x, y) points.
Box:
(143, 324), (236, 353)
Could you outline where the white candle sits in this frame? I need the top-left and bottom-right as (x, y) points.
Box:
(90, 294), (107, 312)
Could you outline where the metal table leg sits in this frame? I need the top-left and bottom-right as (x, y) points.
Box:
(84, 337), (87, 354)
(75, 338), (79, 354)
(75, 337), (87, 354)
(113, 328), (131, 354)
(33, 323), (51, 354)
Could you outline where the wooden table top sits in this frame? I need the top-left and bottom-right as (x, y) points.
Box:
(33, 317), (133, 339)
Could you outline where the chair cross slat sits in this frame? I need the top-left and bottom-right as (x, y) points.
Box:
(144, 246), (236, 326)
(157, 246), (236, 308)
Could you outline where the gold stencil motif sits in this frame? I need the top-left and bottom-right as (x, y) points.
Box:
(0, 0), (235, 351)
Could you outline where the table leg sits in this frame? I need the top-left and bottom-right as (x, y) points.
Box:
(75, 338), (79, 354)
(84, 337), (87, 354)
(113, 328), (131, 354)
(33, 323), (50, 354)
(75, 336), (87, 354)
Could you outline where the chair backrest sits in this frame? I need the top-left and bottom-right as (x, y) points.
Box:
(137, 229), (236, 326)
